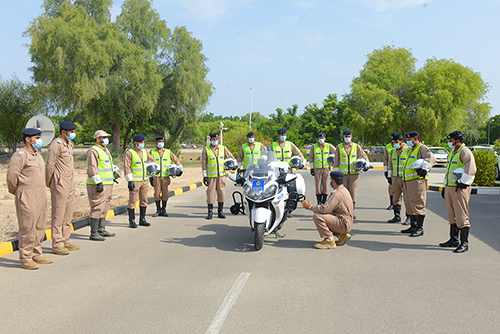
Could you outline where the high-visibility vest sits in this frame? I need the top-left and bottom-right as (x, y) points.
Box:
(403, 144), (428, 181)
(337, 143), (359, 175)
(313, 143), (330, 169)
(150, 148), (171, 178)
(445, 146), (465, 186)
(272, 141), (292, 162)
(241, 142), (262, 169)
(86, 145), (114, 185)
(129, 148), (148, 181)
(385, 143), (394, 158)
(206, 145), (226, 178)
(391, 147), (409, 178)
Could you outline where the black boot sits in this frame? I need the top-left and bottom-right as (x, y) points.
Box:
(98, 218), (115, 237)
(316, 194), (322, 205)
(139, 206), (151, 226)
(90, 218), (106, 241)
(160, 200), (169, 217)
(439, 224), (460, 247)
(322, 194), (328, 204)
(454, 227), (469, 253)
(128, 208), (137, 228)
(401, 215), (417, 233)
(153, 201), (161, 217)
(402, 214), (411, 225)
(410, 215), (425, 237)
(387, 205), (401, 223)
(353, 202), (356, 220)
(218, 202), (226, 219)
(206, 204), (213, 220)
(386, 195), (393, 210)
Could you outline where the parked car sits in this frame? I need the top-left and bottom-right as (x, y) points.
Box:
(369, 146), (385, 155)
(429, 147), (449, 167)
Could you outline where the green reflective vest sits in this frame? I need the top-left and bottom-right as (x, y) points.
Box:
(129, 148), (148, 181)
(385, 143), (394, 158)
(272, 141), (292, 162)
(206, 145), (226, 178)
(241, 142), (262, 169)
(337, 143), (359, 175)
(150, 148), (171, 178)
(403, 144), (428, 181)
(445, 146), (465, 186)
(391, 147), (409, 178)
(313, 143), (330, 169)
(86, 145), (114, 185)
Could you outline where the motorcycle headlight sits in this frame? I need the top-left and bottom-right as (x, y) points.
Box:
(262, 184), (277, 199)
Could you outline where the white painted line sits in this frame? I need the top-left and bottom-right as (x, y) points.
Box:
(205, 272), (251, 334)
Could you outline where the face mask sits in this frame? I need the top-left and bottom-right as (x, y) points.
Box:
(138, 143), (145, 150)
(33, 138), (43, 149)
(448, 142), (455, 149)
(211, 141), (218, 146)
(248, 138), (255, 144)
(330, 181), (334, 188)
(393, 143), (401, 149)
(344, 137), (351, 143)
(280, 136), (286, 141)
(67, 133), (76, 141)
(318, 138), (325, 144)
(406, 140), (414, 148)
(157, 142), (164, 149)
(102, 138), (109, 146)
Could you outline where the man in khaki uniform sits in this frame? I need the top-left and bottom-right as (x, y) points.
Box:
(301, 171), (354, 249)
(7, 128), (53, 270)
(387, 132), (410, 225)
(308, 132), (336, 205)
(46, 121), (79, 255)
(150, 136), (182, 217)
(271, 128), (305, 164)
(124, 134), (156, 228)
(383, 133), (397, 210)
(237, 131), (267, 173)
(86, 130), (116, 241)
(401, 131), (436, 237)
(202, 133), (236, 219)
(440, 131), (476, 253)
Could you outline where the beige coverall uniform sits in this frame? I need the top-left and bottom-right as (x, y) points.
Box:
(383, 145), (394, 200)
(444, 145), (476, 228)
(202, 146), (235, 204)
(333, 143), (369, 202)
(308, 144), (336, 195)
(6, 146), (48, 263)
(46, 136), (75, 249)
(310, 185), (354, 239)
(151, 149), (181, 201)
(124, 148), (156, 209)
(86, 146), (113, 219)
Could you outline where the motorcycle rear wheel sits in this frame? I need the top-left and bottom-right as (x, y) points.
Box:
(254, 223), (265, 250)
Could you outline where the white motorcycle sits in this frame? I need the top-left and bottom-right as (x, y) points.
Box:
(228, 151), (306, 250)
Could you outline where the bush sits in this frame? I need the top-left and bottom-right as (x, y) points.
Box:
(471, 150), (497, 187)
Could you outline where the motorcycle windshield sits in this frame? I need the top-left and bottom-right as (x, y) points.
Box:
(245, 150), (279, 179)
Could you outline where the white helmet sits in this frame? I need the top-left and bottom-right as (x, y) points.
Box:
(408, 158), (432, 171)
(146, 161), (160, 177)
(328, 154), (335, 166)
(289, 156), (303, 169)
(453, 167), (465, 180)
(353, 158), (367, 171)
(169, 164), (183, 177)
(225, 158), (237, 171)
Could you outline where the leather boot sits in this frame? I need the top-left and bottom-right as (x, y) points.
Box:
(128, 208), (137, 228)
(322, 194), (328, 204)
(89, 218), (106, 241)
(410, 215), (425, 237)
(353, 202), (356, 220)
(153, 200), (161, 217)
(316, 194), (322, 205)
(402, 214), (411, 225)
(218, 202), (226, 219)
(160, 200), (169, 217)
(387, 205), (401, 223)
(401, 215), (417, 233)
(454, 227), (469, 253)
(206, 203), (213, 220)
(386, 195), (393, 210)
(98, 218), (115, 237)
(439, 224), (460, 247)
(139, 206), (151, 226)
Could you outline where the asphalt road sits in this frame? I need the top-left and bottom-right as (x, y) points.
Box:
(1, 168), (499, 333)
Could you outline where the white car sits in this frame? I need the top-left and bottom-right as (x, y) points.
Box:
(429, 147), (449, 167)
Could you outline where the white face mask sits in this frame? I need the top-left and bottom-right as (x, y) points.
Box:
(280, 136), (286, 142)
(318, 138), (325, 144)
(248, 138), (255, 144)
(157, 142), (164, 148)
(394, 143), (401, 149)
(102, 138), (109, 146)
(448, 141), (455, 149)
(344, 137), (351, 143)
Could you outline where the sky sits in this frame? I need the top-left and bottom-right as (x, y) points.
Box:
(1, 0), (499, 118)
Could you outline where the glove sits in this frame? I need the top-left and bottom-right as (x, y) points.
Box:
(203, 177), (209, 187)
(149, 177), (154, 187)
(128, 181), (135, 191)
(456, 181), (468, 189)
(237, 168), (241, 175)
(96, 182), (104, 193)
(441, 187), (445, 199)
(363, 166), (370, 172)
(387, 177), (392, 185)
(416, 168), (428, 177)
(178, 170), (183, 177)
(310, 169), (315, 176)
(384, 171), (388, 179)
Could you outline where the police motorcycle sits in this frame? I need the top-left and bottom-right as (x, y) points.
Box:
(228, 151), (306, 250)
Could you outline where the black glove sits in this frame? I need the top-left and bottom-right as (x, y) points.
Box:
(456, 181), (468, 189)
(203, 177), (209, 187)
(416, 168), (428, 177)
(128, 181), (135, 191)
(363, 166), (370, 172)
(387, 177), (392, 185)
(384, 171), (388, 179)
(178, 170), (183, 177)
(149, 177), (154, 187)
(310, 169), (315, 176)
(96, 182), (104, 193)
(441, 187), (445, 199)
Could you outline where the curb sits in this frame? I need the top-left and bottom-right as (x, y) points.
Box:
(427, 185), (500, 196)
(0, 181), (203, 257)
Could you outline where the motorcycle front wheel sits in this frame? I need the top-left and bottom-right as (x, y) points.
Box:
(254, 223), (265, 250)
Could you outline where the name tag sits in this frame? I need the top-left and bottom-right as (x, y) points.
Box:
(61, 150), (67, 153)
(29, 158), (36, 161)
(316, 152), (321, 155)
(410, 156), (415, 159)
(105, 160), (110, 163)
(452, 161), (458, 165)
(351, 155), (356, 158)
(155, 158), (160, 161)
(245, 153), (251, 155)
(342, 155), (346, 158)
(162, 159), (168, 161)
(284, 151), (290, 153)
(135, 161), (141, 164)
(210, 158), (215, 160)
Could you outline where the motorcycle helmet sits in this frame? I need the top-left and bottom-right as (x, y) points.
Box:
(225, 158), (238, 171)
(289, 156), (303, 169)
(328, 154), (335, 166)
(408, 158), (432, 171)
(146, 161), (160, 177)
(169, 164), (183, 177)
(113, 164), (121, 182)
(452, 167), (465, 181)
(353, 158), (367, 171)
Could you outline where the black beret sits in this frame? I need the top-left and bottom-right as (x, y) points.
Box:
(247, 132), (255, 137)
(209, 133), (219, 138)
(392, 132), (403, 141)
(155, 136), (164, 141)
(277, 128), (287, 135)
(342, 129), (353, 136)
(22, 128), (41, 137)
(447, 131), (463, 140)
(318, 132), (326, 138)
(330, 171), (344, 179)
(405, 131), (419, 138)
(390, 131), (398, 137)
(59, 121), (77, 131)
(133, 134), (145, 142)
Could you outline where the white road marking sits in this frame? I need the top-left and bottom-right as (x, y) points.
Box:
(205, 272), (251, 334)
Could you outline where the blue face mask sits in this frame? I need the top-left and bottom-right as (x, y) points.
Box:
(138, 143), (145, 150)
(318, 138), (325, 144)
(68, 133), (76, 141)
(102, 138), (109, 146)
(248, 138), (255, 144)
(344, 137), (351, 143)
(280, 136), (286, 141)
(211, 141), (218, 146)
(157, 142), (164, 149)
(448, 142), (455, 149)
(406, 140), (414, 148)
(393, 143), (401, 149)
(33, 138), (43, 149)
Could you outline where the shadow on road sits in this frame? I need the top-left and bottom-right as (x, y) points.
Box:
(348, 239), (445, 252)
(0, 257), (21, 269)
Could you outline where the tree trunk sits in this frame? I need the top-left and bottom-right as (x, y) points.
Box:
(112, 120), (121, 152)
(122, 122), (133, 151)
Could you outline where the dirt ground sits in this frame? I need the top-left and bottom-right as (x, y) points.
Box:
(0, 151), (202, 242)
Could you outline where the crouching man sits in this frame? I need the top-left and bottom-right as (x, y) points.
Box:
(300, 171), (354, 249)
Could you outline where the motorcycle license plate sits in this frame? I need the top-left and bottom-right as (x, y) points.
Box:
(252, 180), (264, 191)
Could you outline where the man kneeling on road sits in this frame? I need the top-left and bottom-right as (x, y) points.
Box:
(300, 171), (354, 249)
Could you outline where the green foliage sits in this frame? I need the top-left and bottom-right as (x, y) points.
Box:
(221, 128), (272, 158)
(471, 150), (497, 187)
(493, 139), (500, 154)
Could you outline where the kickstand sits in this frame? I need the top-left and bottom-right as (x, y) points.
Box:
(274, 231), (286, 239)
